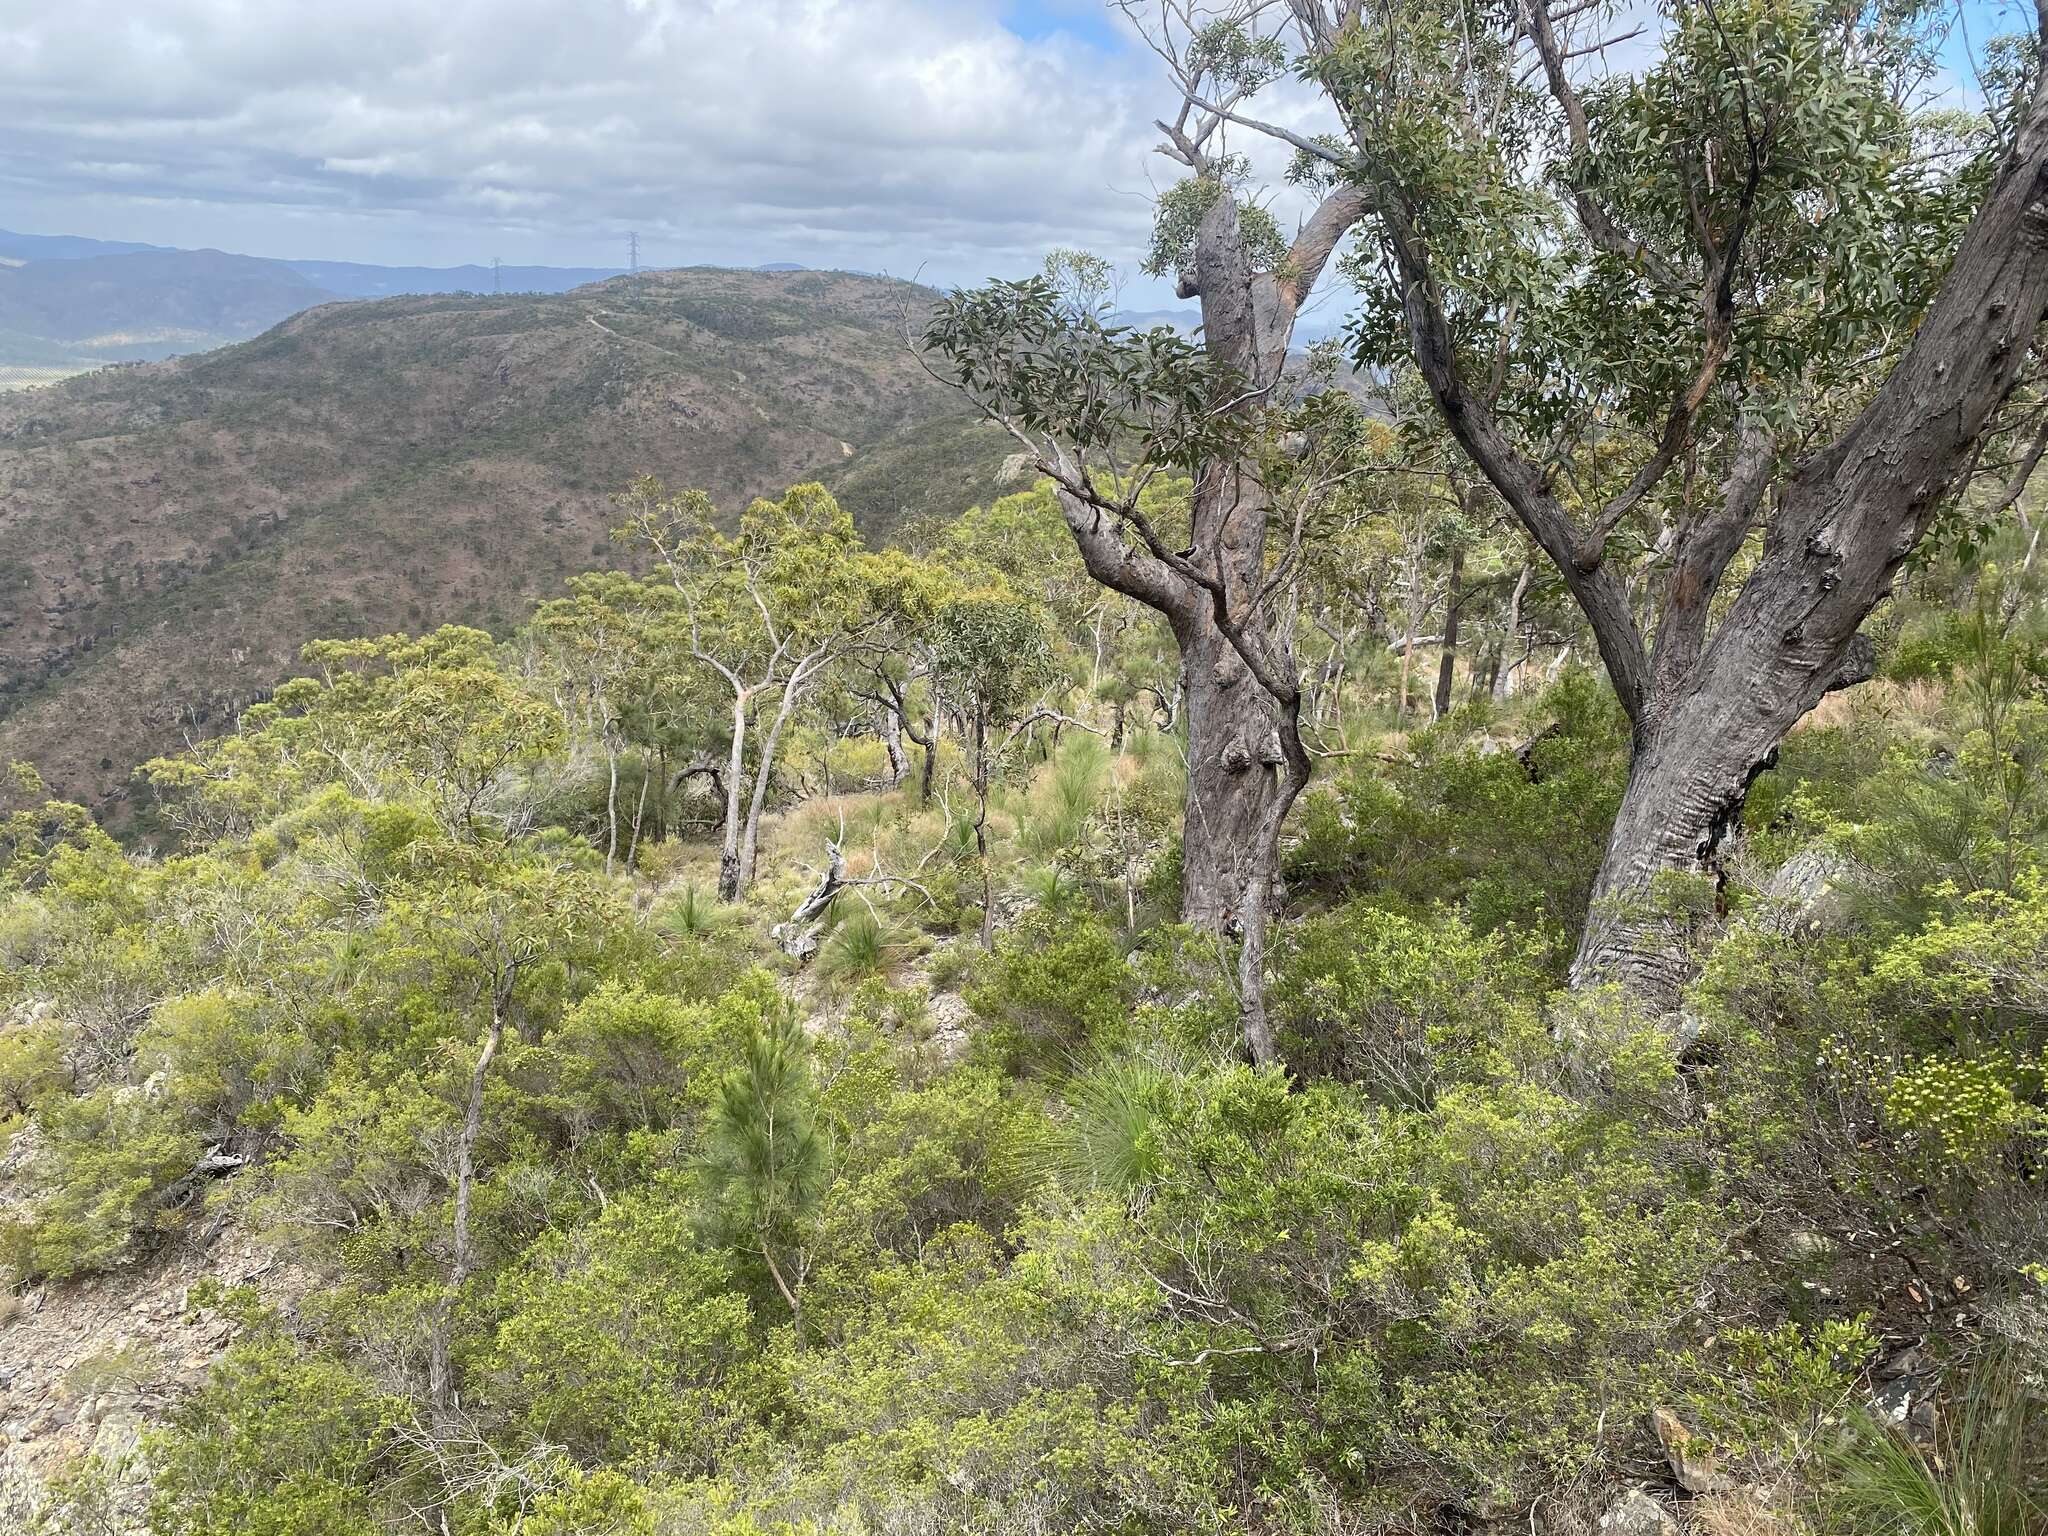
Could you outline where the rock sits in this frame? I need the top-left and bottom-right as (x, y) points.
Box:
(1598, 1487), (1679, 1536)
(1873, 1373), (1938, 1445)
(1781, 1228), (1832, 1263)
(1652, 1405), (1740, 1494)
(1762, 847), (1862, 937)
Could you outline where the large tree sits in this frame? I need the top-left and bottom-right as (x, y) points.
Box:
(927, 167), (1369, 1062)
(1169, 0), (2048, 1005)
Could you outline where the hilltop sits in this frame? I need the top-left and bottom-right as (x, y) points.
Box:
(0, 267), (1014, 808)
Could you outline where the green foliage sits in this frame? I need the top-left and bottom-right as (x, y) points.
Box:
(0, 1087), (201, 1280)
(818, 904), (893, 980)
(701, 1003), (830, 1315)
(924, 276), (1251, 473)
(147, 1333), (405, 1536)
(1821, 1358), (2044, 1535)
(1273, 902), (1544, 1098)
(968, 914), (1135, 1071)
(1288, 670), (1629, 969)
(481, 1189), (767, 1468)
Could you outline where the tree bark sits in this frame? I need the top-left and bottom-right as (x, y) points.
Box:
(1563, 87), (2048, 1003)
(973, 705), (994, 952)
(717, 692), (748, 901)
(1035, 189), (1361, 1065)
(1176, 607), (1281, 940)
(1434, 545), (1465, 719)
(603, 728), (620, 877)
(881, 707), (908, 786)
(625, 760), (650, 870)
(1371, 40), (2048, 1010)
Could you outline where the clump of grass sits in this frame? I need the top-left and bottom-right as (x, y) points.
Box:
(1020, 863), (1089, 918)
(1038, 1056), (1170, 1195)
(821, 907), (893, 980)
(662, 884), (725, 939)
(1822, 1357), (2041, 1535)
(1021, 737), (1108, 858)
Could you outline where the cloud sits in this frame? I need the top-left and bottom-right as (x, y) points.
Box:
(0, 0), (1203, 287)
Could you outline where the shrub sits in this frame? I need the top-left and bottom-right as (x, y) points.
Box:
(968, 914), (1135, 1071)
(0, 1088), (201, 1280)
(481, 1191), (768, 1469)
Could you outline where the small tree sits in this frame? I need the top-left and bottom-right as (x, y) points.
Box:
(620, 481), (879, 899)
(701, 1003), (830, 1333)
(930, 588), (1059, 951)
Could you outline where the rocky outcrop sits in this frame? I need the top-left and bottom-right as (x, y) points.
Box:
(0, 1226), (306, 1533)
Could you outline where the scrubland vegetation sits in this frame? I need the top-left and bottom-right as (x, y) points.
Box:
(2, 473), (2043, 1534)
(11, 0), (2048, 1531)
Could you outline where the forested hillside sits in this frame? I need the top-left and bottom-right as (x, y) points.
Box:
(5, 1), (2048, 1534)
(0, 269), (1009, 808)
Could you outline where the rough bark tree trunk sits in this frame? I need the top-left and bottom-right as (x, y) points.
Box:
(921, 685), (942, 803)
(1380, 50), (2048, 1009)
(1175, 608), (1281, 938)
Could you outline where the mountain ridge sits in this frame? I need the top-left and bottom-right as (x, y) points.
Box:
(0, 267), (1014, 811)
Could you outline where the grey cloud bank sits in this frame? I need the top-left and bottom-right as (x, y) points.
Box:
(0, 0), (1176, 291)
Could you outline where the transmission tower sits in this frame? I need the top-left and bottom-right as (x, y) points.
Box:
(628, 231), (640, 277)
(491, 255), (502, 295)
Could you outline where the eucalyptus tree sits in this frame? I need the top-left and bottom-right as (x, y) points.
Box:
(532, 573), (683, 874)
(1157, 0), (2048, 1004)
(620, 480), (880, 899)
(929, 586), (1060, 951)
(928, 195), (1368, 1061)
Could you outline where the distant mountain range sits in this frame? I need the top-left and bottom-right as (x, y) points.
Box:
(0, 267), (1019, 810)
(0, 229), (815, 385)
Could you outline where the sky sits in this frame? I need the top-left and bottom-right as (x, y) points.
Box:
(0, 0), (2035, 304)
(0, 0), (1201, 297)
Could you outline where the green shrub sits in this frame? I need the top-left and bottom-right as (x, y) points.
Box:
(1272, 903), (1544, 1098)
(146, 1335), (404, 1536)
(968, 914), (1135, 1071)
(481, 1191), (768, 1469)
(0, 1088), (201, 1280)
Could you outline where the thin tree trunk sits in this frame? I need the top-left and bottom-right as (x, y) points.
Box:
(429, 990), (506, 1415)
(1434, 546), (1465, 719)
(718, 692), (748, 900)
(881, 707), (908, 786)
(603, 730), (620, 877)
(1493, 561), (1532, 703)
(739, 662), (811, 894)
(1397, 590), (1418, 724)
(625, 759), (651, 870)
(760, 1234), (801, 1333)
(974, 706), (994, 952)
(921, 683), (942, 803)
